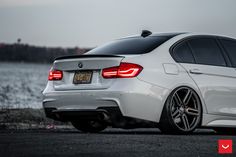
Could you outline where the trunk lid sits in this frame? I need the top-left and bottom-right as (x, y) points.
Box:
(52, 55), (124, 91)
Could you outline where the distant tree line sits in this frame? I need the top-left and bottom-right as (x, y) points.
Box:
(0, 43), (91, 63)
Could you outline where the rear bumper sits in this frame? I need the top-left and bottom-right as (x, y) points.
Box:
(42, 78), (170, 122)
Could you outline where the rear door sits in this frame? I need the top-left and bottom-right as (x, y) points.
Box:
(172, 36), (236, 116)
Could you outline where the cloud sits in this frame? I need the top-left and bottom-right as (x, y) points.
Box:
(0, 0), (64, 7)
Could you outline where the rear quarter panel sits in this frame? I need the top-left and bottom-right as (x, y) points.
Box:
(121, 36), (208, 121)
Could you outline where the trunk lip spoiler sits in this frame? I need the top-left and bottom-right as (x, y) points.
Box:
(55, 54), (123, 60)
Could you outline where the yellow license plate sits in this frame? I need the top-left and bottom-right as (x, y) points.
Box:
(73, 71), (93, 84)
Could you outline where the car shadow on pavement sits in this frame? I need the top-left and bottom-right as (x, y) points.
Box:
(44, 128), (227, 136)
(2, 128), (235, 136)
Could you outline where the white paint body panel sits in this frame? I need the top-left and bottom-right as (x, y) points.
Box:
(180, 63), (236, 117)
(43, 78), (169, 122)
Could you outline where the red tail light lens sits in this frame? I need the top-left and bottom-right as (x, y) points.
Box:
(102, 62), (143, 79)
(48, 70), (63, 81)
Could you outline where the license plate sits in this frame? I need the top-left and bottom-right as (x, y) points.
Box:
(73, 71), (93, 84)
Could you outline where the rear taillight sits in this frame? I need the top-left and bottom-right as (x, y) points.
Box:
(102, 62), (143, 79)
(48, 70), (63, 81)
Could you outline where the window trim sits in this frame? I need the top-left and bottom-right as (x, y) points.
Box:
(170, 35), (230, 67)
(217, 37), (236, 68)
(171, 41), (195, 64)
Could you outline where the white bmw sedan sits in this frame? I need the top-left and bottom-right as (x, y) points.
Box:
(42, 31), (236, 134)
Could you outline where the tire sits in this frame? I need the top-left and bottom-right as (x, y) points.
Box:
(71, 120), (107, 133)
(214, 128), (236, 135)
(160, 86), (202, 134)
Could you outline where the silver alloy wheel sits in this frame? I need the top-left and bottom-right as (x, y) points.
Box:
(170, 87), (201, 131)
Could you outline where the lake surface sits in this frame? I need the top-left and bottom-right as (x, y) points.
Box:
(0, 62), (51, 108)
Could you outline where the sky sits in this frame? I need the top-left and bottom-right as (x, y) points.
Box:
(0, 0), (236, 47)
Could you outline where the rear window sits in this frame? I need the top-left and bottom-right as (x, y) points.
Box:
(172, 42), (195, 63)
(188, 38), (226, 66)
(87, 35), (176, 55)
(220, 38), (236, 67)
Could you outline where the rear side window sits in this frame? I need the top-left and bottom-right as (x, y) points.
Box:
(87, 35), (175, 55)
(188, 38), (226, 66)
(172, 42), (195, 63)
(220, 39), (236, 67)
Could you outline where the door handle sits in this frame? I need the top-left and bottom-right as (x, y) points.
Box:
(189, 69), (203, 74)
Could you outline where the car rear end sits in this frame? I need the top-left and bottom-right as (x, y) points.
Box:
(42, 33), (180, 126)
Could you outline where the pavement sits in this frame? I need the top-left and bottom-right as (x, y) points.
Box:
(0, 128), (236, 157)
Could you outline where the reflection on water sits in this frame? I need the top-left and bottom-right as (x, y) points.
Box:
(0, 62), (51, 108)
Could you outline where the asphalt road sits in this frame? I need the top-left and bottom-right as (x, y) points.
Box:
(0, 128), (235, 157)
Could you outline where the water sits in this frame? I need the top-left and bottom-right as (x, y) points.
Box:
(0, 62), (51, 108)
